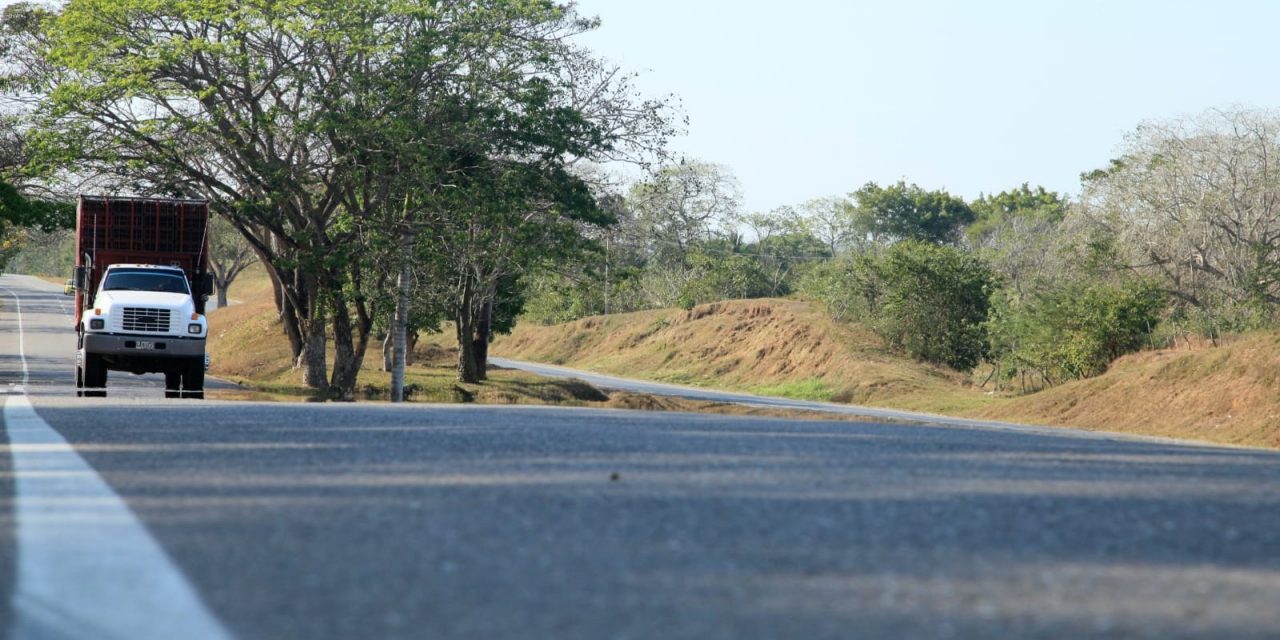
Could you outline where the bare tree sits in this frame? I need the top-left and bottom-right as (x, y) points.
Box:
(1080, 108), (1280, 330)
(627, 160), (742, 265)
(207, 215), (256, 309)
(798, 196), (858, 255)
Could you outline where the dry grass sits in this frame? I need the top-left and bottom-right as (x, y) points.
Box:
(209, 273), (1280, 449)
(37, 275), (69, 287)
(493, 299), (990, 413)
(222, 260), (275, 305)
(968, 333), (1280, 449)
(205, 277), (879, 422)
(495, 298), (1280, 449)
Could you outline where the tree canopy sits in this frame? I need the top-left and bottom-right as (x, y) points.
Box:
(3, 0), (677, 393)
(851, 181), (974, 244)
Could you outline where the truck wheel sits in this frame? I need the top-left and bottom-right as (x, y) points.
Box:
(182, 357), (205, 400)
(83, 353), (107, 398)
(75, 363), (84, 397)
(164, 370), (182, 399)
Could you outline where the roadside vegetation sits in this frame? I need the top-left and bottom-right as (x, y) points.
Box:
(0, 3), (1276, 446)
(203, 266), (880, 424)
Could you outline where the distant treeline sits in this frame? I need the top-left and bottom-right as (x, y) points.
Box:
(524, 109), (1280, 392)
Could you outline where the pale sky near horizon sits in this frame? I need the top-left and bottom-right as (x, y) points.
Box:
(571, 0), (1280, 212)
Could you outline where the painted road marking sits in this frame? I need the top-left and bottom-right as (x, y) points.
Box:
(2, 287), (30, 388)
(1, 283), (233, 640)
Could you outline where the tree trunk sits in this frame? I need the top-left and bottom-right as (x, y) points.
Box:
(456, 317), (478, 384)
(405, 330), (418, 366)
(327, 276), (375, 400)
(390, 253), (412, 402)
(216, 279), (229, 309)
(265, 263), (303, 360)
(293, 270), (327, 388)
(473, 296), (493, 381)
(298, 315), (327, 389)
(455, 280), (479, 384)
(381, 332), (393, 372)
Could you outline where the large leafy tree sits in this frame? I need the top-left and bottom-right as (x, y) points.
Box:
(0, 113), (72, 270)
(851, 181), (974, 245)
(411, 157), (606, 382)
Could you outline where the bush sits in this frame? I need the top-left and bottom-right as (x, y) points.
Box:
(676, 250), (771, 309)
(797, 253), (881, 323)
(800, 242), (995, 372)
(874, 241), (996, 372)
(987, 279), (1166, 385)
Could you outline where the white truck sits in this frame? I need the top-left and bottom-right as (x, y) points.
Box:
(73, 196), (214, 398)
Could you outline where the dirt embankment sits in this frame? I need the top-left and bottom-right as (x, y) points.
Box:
(212, 278), (1280, 448)
(496, 298), (1280, 449)
(493, 299), (987, 413)
(203, 286), (890, 421)
(972, 334), (1280, 449)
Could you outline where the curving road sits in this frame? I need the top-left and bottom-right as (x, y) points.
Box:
(3, 273), (1280, 639)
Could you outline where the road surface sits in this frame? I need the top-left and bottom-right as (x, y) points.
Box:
(3, 273), (1280, 639)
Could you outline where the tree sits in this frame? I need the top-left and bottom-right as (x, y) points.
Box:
(851, 181), (974, 244)
(628, 160), (741, 267)
(207, 215), (256, 309)
(797, 196), (858, 254)
(1079, 108), (1280, 333)
(350, 27), (675, 388)
(737, 206), (827, 296)
(0, 112), (73, 267)
(966, 184), (1067, 298)
(413, 158), (610, 383)
(798, 251), (882, 324)
(966, 184), (1066, 245)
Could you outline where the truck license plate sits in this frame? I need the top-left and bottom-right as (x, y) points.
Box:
(136, 341), (155, 350)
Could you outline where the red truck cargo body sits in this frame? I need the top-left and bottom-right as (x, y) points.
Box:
(74, 195), (211, 324)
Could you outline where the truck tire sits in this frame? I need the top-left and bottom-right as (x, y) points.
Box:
(83, 353), (107, 398)
(75, 363), (84, 397)
(164, 370), (182, 399)
(182, 357), (205, 399)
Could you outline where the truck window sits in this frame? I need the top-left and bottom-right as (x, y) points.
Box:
(102, 271), (190, 294)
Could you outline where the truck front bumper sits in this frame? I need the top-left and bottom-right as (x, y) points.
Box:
(83, 333), (206, 358)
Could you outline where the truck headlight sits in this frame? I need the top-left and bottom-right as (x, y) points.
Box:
(188, 323), (203, 335)
(89, 319), (105, 330)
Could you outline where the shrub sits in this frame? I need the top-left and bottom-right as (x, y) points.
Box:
(987, 279), (1166, 385)
(874, 241), (996, 372)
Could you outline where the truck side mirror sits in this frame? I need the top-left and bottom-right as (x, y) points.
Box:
(74, 266), (87, 289)
(201, 273), (215, 299)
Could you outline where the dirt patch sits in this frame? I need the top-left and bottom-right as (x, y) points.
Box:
(970, 332), (1280, 449)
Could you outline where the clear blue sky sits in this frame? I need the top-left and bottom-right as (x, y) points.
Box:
(572, 0), (1280, 211)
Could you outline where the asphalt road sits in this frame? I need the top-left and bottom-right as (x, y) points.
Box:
(3, 273), (1280, 639)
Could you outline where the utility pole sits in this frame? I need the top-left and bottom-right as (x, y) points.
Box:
(390, 234), (412, 402)
(604, 234), (610, 315)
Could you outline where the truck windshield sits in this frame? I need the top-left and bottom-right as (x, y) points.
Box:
(102, 270), (190, 294)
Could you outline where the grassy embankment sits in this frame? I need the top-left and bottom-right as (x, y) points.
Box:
(494, 299), (1280, 449)
(205, 264), (868, 420)
(208, 265), (1280, 447)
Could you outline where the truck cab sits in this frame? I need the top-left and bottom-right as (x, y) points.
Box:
(78, 264), (209, 397)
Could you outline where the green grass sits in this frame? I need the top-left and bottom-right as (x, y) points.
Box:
(751, 378), (834, 401)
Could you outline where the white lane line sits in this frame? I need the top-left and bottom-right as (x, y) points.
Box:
(1, 284), (234, 640)
(2, 287), (30, 391)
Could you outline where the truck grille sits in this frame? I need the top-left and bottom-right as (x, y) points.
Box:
(121, 307), (171, 332)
